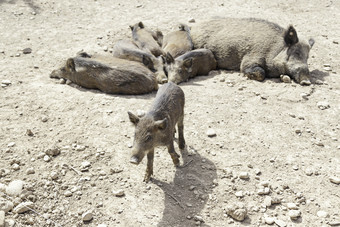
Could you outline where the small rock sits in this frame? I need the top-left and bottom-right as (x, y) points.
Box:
(112, 189), (125, 197)
(300, 93), (308, 100)
(45, 147), (60, 156)
(0, 199), (14, 213)
(239, 172), (249, 180)
(66, 79), (72, 85)
(64, 191), (72, 197)
(26, 129), (34, 136)
(22, 48), (32, 54)
(317, 210), (329, 218)
(288, 210), (301, 220)
(6, 219), (15, 227)
(11, 163), (20, 171)
(280, 75), (291, 83)
(260, 181), (270, 187)
(206, 128), (216, 137)
(81, 161), (91, 168)
(315, 79), (324, 85)
(328, 220), (340, 226)
(50, 171), (58, 180)
(225, 203), (247, 221)
(188, 18), (195, 23)
(264, 196), (272, 207)
(6, 180), (24, 196)
(264, 215), (275, 225)
(1, 80), (11, 86)
(75, 145), (86, 151)
(323, 66), (332, 71)
(13, 201), (34, 214)
(305, 168), (313, 176)
(274, 219), (287, 227)
(257, 187), (270, 195)
(59, 78), (66, 84)
(82, 211), (93, 222)
(317, 101), (330, 110)
(193, 215), (204, 222)
(103, 46), (108, 52)
(0, 210), (4, 227)
(136, 109), (146, 117)
(235, 191), (243, 198)
(7, 142), (15, 148)
(43, 155), (51, 162)
(287, 203), (298, 210)
(292, 165), (299, 170)
(329, 176), (340, 184)
(26, 168), (35, 175)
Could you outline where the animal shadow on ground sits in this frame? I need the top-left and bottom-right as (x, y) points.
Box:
(152, 146), (217, 227)
(0, 0), (41, 12)
(310, 69), (329, 83)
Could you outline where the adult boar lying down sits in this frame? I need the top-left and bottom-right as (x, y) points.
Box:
(50, 54), (158, 95)
(190, 18), (315, 85)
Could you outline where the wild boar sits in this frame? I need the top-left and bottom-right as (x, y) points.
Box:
(162, 23), (194, 58)
(130, 21), (165, 57)
(113, 39), (168, 84)
(50, 55), (158, 95)
(190, 18), (315, 85)
(166, 49), (217, 84)
(128, 82), (185, 182)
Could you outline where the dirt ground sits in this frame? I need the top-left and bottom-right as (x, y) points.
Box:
(1, 0), (340, 226)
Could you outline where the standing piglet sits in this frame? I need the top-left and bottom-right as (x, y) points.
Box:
(128, 82), (185, 182)
(130, 21), (165, 57)
(166, 49), (217, 84)
(162, 23), (193, 58)
(190, 18), (315, 85)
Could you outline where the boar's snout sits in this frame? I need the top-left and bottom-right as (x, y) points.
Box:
(130, 155), (140, 165)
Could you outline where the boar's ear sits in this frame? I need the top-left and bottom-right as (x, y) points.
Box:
(308, 38), (315, 48)
(183, 58), (193, 69)
(66, 58), (76, 72)
(178, 24), (185, 31)
(128, 111), (139, 125)
(166, 52), (175, 64)
(284, 25), (299, 46)
(129, 25), (134, 31)
(155, 118), (168, 130)
(138, 21), (144, 29)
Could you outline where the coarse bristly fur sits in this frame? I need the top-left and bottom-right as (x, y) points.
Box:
(190, 17), (314, 85)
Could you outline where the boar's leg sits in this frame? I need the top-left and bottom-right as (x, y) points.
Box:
(177, 115), (185, 149)
(167, 142), (180, 167)
(144, 149), (154, 182)
(243, 65), (266, 82)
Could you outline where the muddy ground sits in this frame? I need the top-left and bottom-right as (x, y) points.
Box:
(0, 0), (339, 226)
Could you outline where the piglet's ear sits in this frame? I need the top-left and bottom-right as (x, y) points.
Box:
(128, 111), (139, 125)
(138, 21), (144, 28)
(284, 25), (299, 46)
(66, 58), (76, 72)
(166, 52), (175, 64)
(183, 58), (193, 68)
(155, 118), (167, 130)
(129, 25), (134, 31)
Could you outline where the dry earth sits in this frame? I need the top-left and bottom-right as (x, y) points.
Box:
(0, 0), (340, 226)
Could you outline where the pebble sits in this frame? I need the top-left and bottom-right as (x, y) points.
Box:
(25, 167), (35, 175)
(288, 210), (301, 220)
(280, 75), (291, 83)
(41, 116), (48, 122)
(257, 187), (270, 195)
(274, 219), (287, 227)
(329, 176), (340, 184)
(323, 66), (332, 71)
(50, 171), (58, 180)
(7, 142), (15, 147)
(0, 199), (14, 213)
(317, 101), (330, 110)
(136, 109), (146, 117)
(287, 203), (298, 210)
(317, 210), (329, 218)
(260, 181), (270, 187)
(0, 210), (4, 227)
(26, 129), (34, 136)
(235, 191), (243, 198)
(315, 79), (324, 85)
(305, 168), (313, 176)
(193, 215), (204, 222)
(206, 128), (216, 137)
(22, 48), (32, 54)
(59, 78), (66, 84)
(75, 145), (86, 151)
(1, 80), (12, 86)
(188, 18), (195, 23)
(271, 197), (281, 204)
(13, 201), (34, 214)
(45, 147), (60, 156)
(64, 191), (72, 197)
(6, 180), (24, 196)
(11, 164), (20, 171)
(112, 189), (125, 197)
(81, 161), (91, 168)
(43, 155), (51, 162)
(82, 211), (93, 222)
(264, 215), (275, 225)
(300, 93), (308, 100)
(6, 219), (15, 227)
(225, 203), (247, 221)
(239, 172), (249, 180)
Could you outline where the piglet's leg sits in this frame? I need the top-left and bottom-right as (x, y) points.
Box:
(241, 57), (266, 82)
(167, 142), (180, 167)
(177, 115), (185, 149)
(144, 149), (154, 183)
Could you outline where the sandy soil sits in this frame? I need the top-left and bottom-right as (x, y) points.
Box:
(0, 0), (339, 226)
